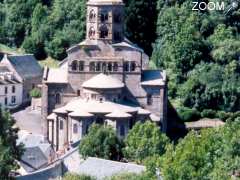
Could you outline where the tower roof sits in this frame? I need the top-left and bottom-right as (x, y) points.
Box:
(87, 0), (123, 5)
(82, 73), (124, 89)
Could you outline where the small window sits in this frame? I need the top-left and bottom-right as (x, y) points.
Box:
(90, 62), (95, 72)
(124, 62), (130, 72)
(4, 97), (7, 105)
(77, 90), (81, 96)
(99, 25), (108, 39)
(91, 94), (97, 100)
(73, 124), (78, 134)
(147, 94), (153, 105)
(60, 120), (64, 130)
(89, 27), (95, 39)
(89, 9), (96, 21)
(108, 63), (113, 72)
(79, 61), (85, 71)
(131, 62), (136, 71)
(71, 60), (78, 71)
(5, 87), (8, 94)
(120, 125), (125, 136)
(96, 62), (101, 72)
(12, 86), (15, 93)
(102, 62), (107, 73)
(11, 96), (16, 104)
(56, 93), (61, 104)
(113, 62), (118, 72)
(100, 11), (108, 22)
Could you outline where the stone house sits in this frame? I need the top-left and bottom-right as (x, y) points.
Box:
(1, 54), (43, 105)
(42, 0), (167, 151)
(0, 65), (23, 109)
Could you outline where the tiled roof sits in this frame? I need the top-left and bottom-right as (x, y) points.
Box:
(82, 73), (124, 89)
(141, 70), (166, 86)
(44, 68), (68, 84)
(7, 55), (42, 79)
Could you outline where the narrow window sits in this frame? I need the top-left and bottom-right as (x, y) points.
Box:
(124, 62), (130, 72)
(100, 11), (108, 22)
(102, 62), (107, 73)
(73, 124), (78, 134)
(147, 94), (153, 105)
(108, 62), (113, 72)
(56, 93), (61, 104)
(12, 86), (15, 93)
(79, 61), (85, 71)
(113, 62), (118, 72)
(60, 120), (64, 130)
(89, 9), (96, 21)
(96, 62), (101, 72)
(89, 27), (95, 39)
(90, 62), (95, 72)
(120, 125), (125, 136)
(71, 60), (78, 71)
(4, 97), (7, 105)
(11, 96), (16, 104)
(77, 90), (81, 96)
(99, 25), (108, 39)
(5, 87), (7, 94)
(131, 62), (136, 71)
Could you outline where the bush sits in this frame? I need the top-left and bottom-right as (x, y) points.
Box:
(63, 173), (96, 180)
(30, 88), (41, 98)
(201, 109), (217, 119)
(107, 173), (147, 180)
(177, 107), (201, 122)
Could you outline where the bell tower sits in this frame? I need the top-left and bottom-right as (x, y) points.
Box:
(86, 0), (124, 43)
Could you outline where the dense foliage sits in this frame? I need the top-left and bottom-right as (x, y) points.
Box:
(0, 0), (158, 59)
(63, 173), (96, 180)
(124, 121), (169, 163)
(152, 0), (240, 113)
(79, 124), (123, 160)
(143, 118), (240, 180)
(0, 109), (23, 179)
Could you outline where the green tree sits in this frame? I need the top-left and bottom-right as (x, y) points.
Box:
(124, 0), (158, 55)
(0, 110), (24, 179)
(79, 124), (123, 161)
(63, 173), (96, 180)
(123, 121), (169, 163)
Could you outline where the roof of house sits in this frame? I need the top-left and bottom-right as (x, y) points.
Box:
(69, 111), (94, 118)
(141, 70), (166, 86)
(76, 157), (145, 179)
(0, 65), (11, 73)
(87, 0), (123, 5)
(44, 68), (68, 84)
(82, 73), (124, 89)
(185, 118), (225, 130)
(20, 146), (48, 173)
(105, 111), (132, 118)
(7, 55), (42, 79)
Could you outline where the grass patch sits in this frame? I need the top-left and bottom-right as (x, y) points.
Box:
(39, 57), (59, 68)
(0, 43), (23, 54)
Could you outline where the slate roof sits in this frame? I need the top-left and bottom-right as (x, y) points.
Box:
(7, 55), (42, 79)
(44, 68), (68, 84)
(141, 70), (166, 86)
(20, 147), (48, 173)
(76, 157), (145, 179)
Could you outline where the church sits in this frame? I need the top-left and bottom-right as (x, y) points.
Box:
(42, 0), (167, 151)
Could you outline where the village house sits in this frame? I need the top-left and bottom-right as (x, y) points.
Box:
(1, 54), (43, 106)
(42, 0), (168, 151)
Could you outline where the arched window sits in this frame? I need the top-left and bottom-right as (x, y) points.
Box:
(102, 62), (107, 73)
(96, 62), (101, 72)
(113, 62), (118, 72)
(124, 62), (130, 72)
(114, 13), (122, 23)
(55, 93), (61, 104)
(100, 11), (108, 22)
(71, 60), (78, 71)
(88, 27), (95, 39)
(12, 86), (15, 93)
(99, 25), (108, 39)
(90, 62), (95, 72)
(108, 62), (113, 72)
(131, 62), (136, 71)
(89, 9), (96, 21)
(79, 61), (85, 71)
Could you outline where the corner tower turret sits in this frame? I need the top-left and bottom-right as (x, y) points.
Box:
(86, 0), (124, 43)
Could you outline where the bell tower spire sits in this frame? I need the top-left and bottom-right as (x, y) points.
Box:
(86, 0), (124, 43)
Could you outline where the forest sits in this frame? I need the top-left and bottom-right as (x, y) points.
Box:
(0, 0), (239, 120)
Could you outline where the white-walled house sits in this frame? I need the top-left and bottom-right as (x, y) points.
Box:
(0, 66), (23, 109)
